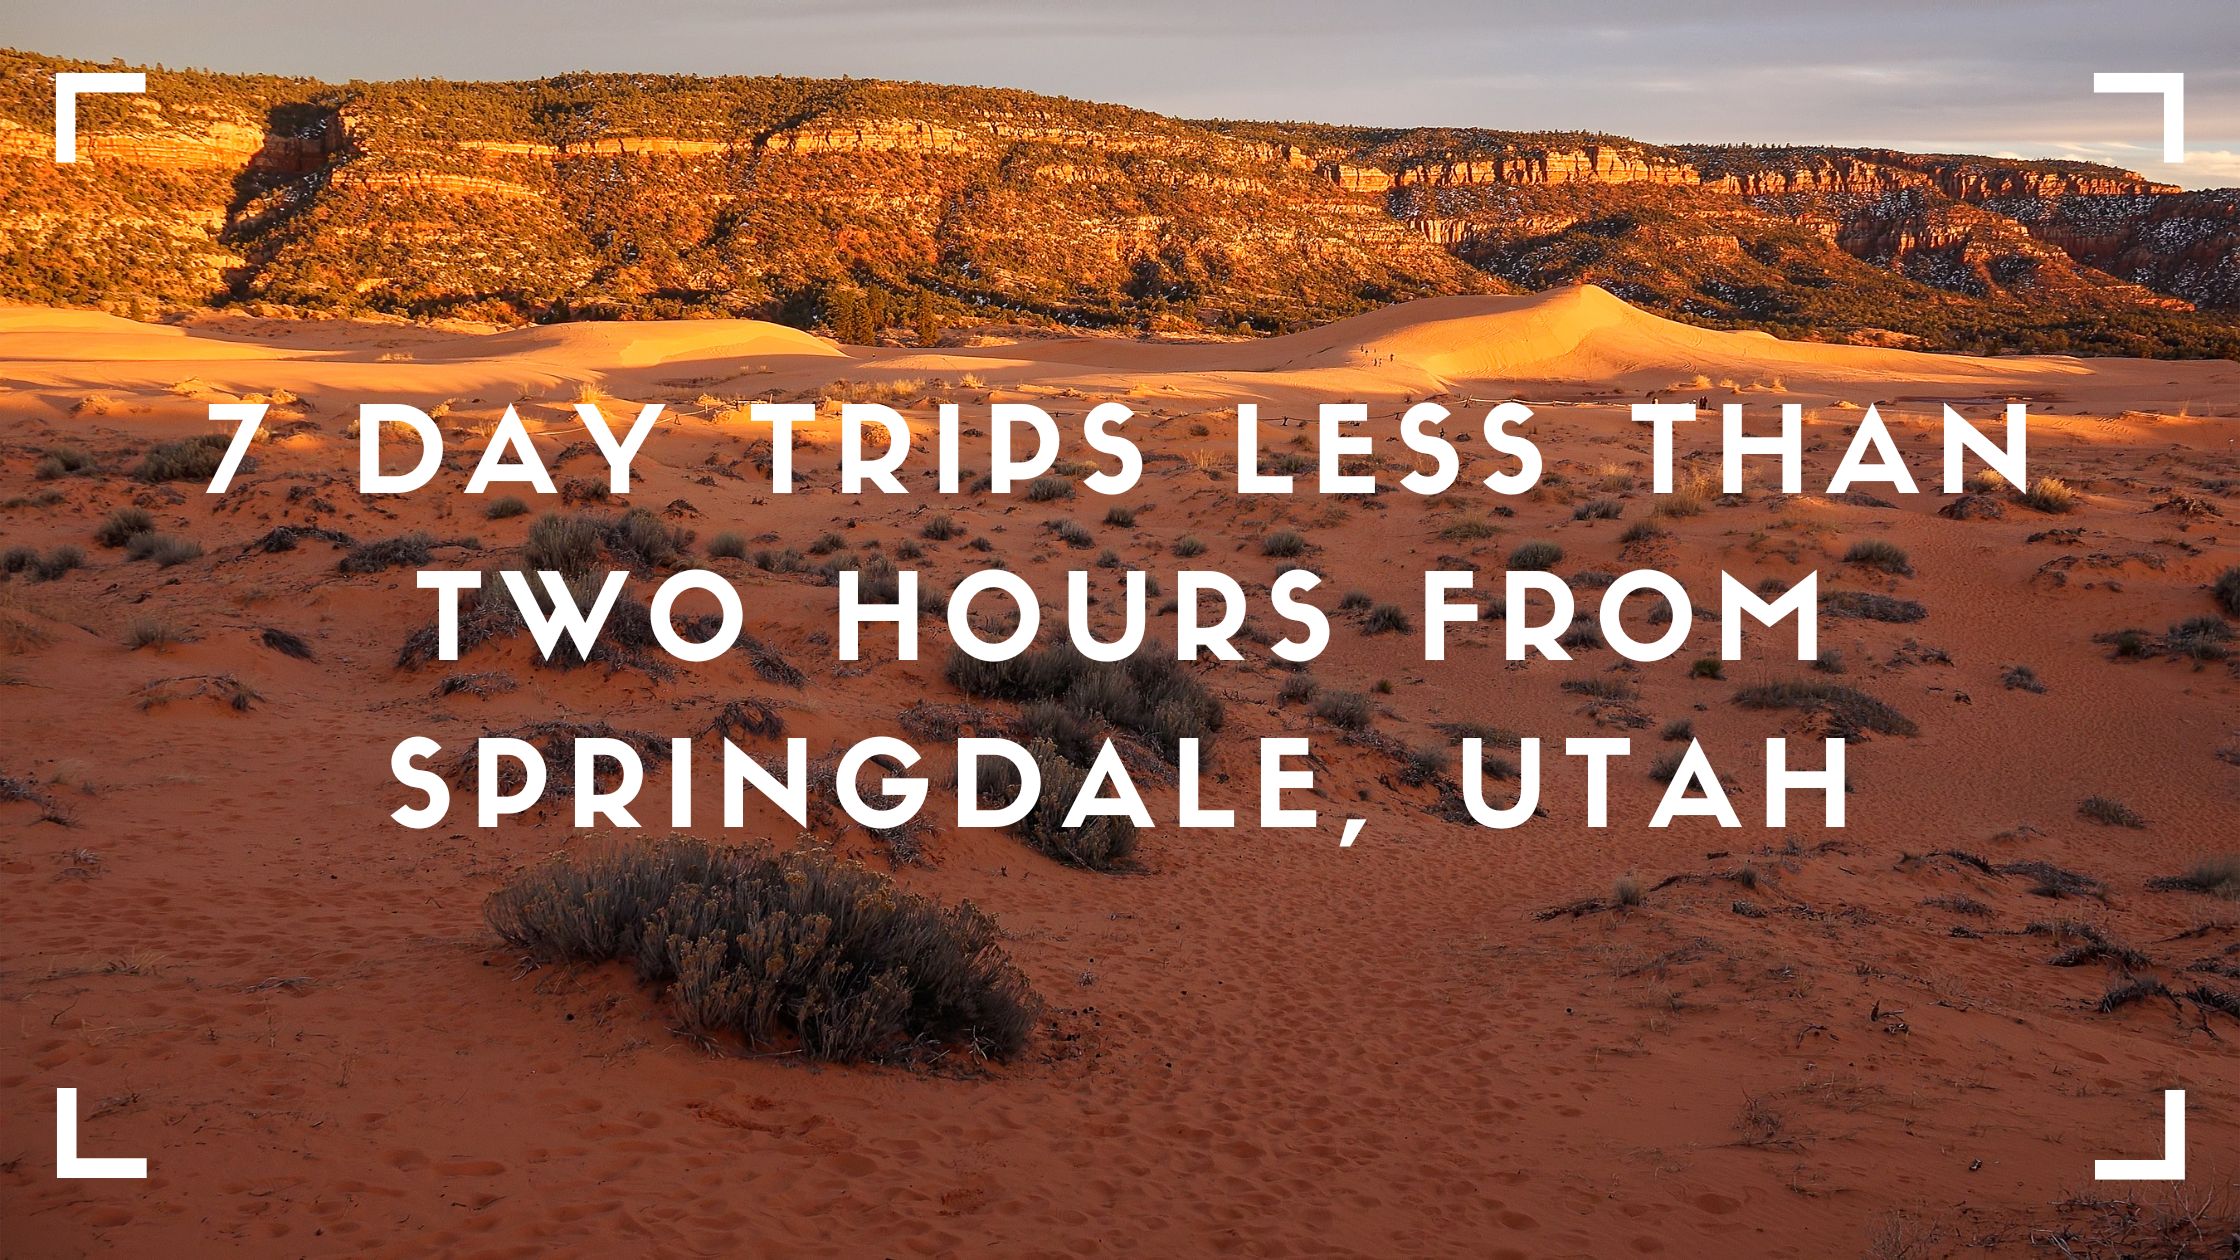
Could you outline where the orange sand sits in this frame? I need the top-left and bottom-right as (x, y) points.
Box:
(3, 288), (2237, 1256)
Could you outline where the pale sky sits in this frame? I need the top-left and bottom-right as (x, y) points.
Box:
(15, 0), (2237, 188)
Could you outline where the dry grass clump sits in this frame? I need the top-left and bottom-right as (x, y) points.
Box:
(484, 495), (529, 520)
(1571, 498), (1622, 522)
(2077, 795), (2146, 828)
(922, 513), (963, 541)
(34, 446), (96, 480)
(1506, 541), (1563, 570)
(124, 616), (185, 651)
(1172, 535), (1207, 557)
(484, 838), (1037, 1062)
(2019, 476), (2080, 514)
(1363, 603), (1410, 635)
(706, 531), (747, 560)
(1842, 538), (1913, 576)
(134, 434), (230, 483)
(26, 545), (87, 581)
(1823, 590), (1927, 623)
(340, 532), (439, 574)
(1733, 680), (1918, 738)
(125, 533), (203, 568)
(2146, 855), (2240, 898)
(1262, 530), (1306, 558)
(1024, 476), (1073, 502)
(520, 509), (688, 578)
(1313, 689), (1373, 731)
(94, 508), (155, 548)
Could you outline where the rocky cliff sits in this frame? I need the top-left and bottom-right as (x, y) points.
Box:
(1, 49), (2233, 357)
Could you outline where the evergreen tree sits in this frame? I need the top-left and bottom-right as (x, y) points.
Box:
(912, 291), (942, 347)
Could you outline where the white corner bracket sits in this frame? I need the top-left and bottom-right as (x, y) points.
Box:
(2093, 72), (2185, 165)
(55, 1087), (148, 1179)
(2095, 1089), (2185, 1182)
(54, 71), (146, 164)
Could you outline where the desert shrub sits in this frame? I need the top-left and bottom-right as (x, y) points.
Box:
(945, 641), (1222, 761)
(982, 739), (1139, 870)
(707, 531), (748, 560)
(1618, 520), (1666, 545)
(2020, 476), (2080, 514)
(522, 513), (602, 577)
(124, 616), (182, 650)
(340, 532), (435, 574)
(485, 495), (529, 520)
(1103, 505), (1137, 528)
(2078, 796), (2146, 828)
(1660, 718), (1693, 742)
(135, 434), (229, 483)
(32, 546), (87, 581)
(2216, 567), (2240, 618)
(1733, 680), (1917, 738)
(1962, 468), (2008, 494)
(1364, 603), (1410, 635)
(1842, 539), (1913, 576)
(2146, 855), (2240, 898)
(2000, 664), (2045, 693)
(922, 514), (962, 541)
(260, 627), (314, 660)
(1277, 673), (1319, 705)
(1313, 689), (1372, 731)
(125, 533), (202, 568)
(1572, 498), (1622, 521)
(602, 507), (688, 572)
(1262, 530), (1306, 558)
(34, 446), (95, 480)
(1024, 476), (1073, 502)
(1050, 519), (1094, 549)
(1824, 590), (1926, 623)
(1812, 648), (1846, 674)
(94, 507), (155, 548)
(1440, 517), (1497, 541)
(1172, 535), (1207, 557)
(1507, 541), (1563, 570)
(484, 838), (1036, 1062)
(1562, 676), (1638, 701)
(1611, 874), (1646, 907)
(754, 547), (807, 573)
(808, 531), (848, 555)
(1690, 656), (1725, 680)
(1, 546), (37, 575)
(1653, 480), (1709, 518)
(1338, 589), (1372, 611)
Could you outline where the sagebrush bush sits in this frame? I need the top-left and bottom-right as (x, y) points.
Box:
(1024, 476), (1073, 502)
(32, 546), (86, 581)
(523, 512), (603, 576)
(707, 531), (747, 559)
(2147, 855), (2240, 898)
(1172, 535), (1207, 557)
(1572, 498), (1622, 521)
(945, 641), (1222, 760)
(485, 495), (529, 520)
(135, 434), (229, 483)
(1262, 530), (1306, 558)
(484, 838), (1037, 1062)
(982, 739), (1140, 870)
(922, 513), (962, 541)
(1103, 505), (1137, 528)
(94, 507), (155, 548)
(1051, 519), (1094, 549)
(125, 616), (182, 651)
(2215, 567), (2240, 618)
